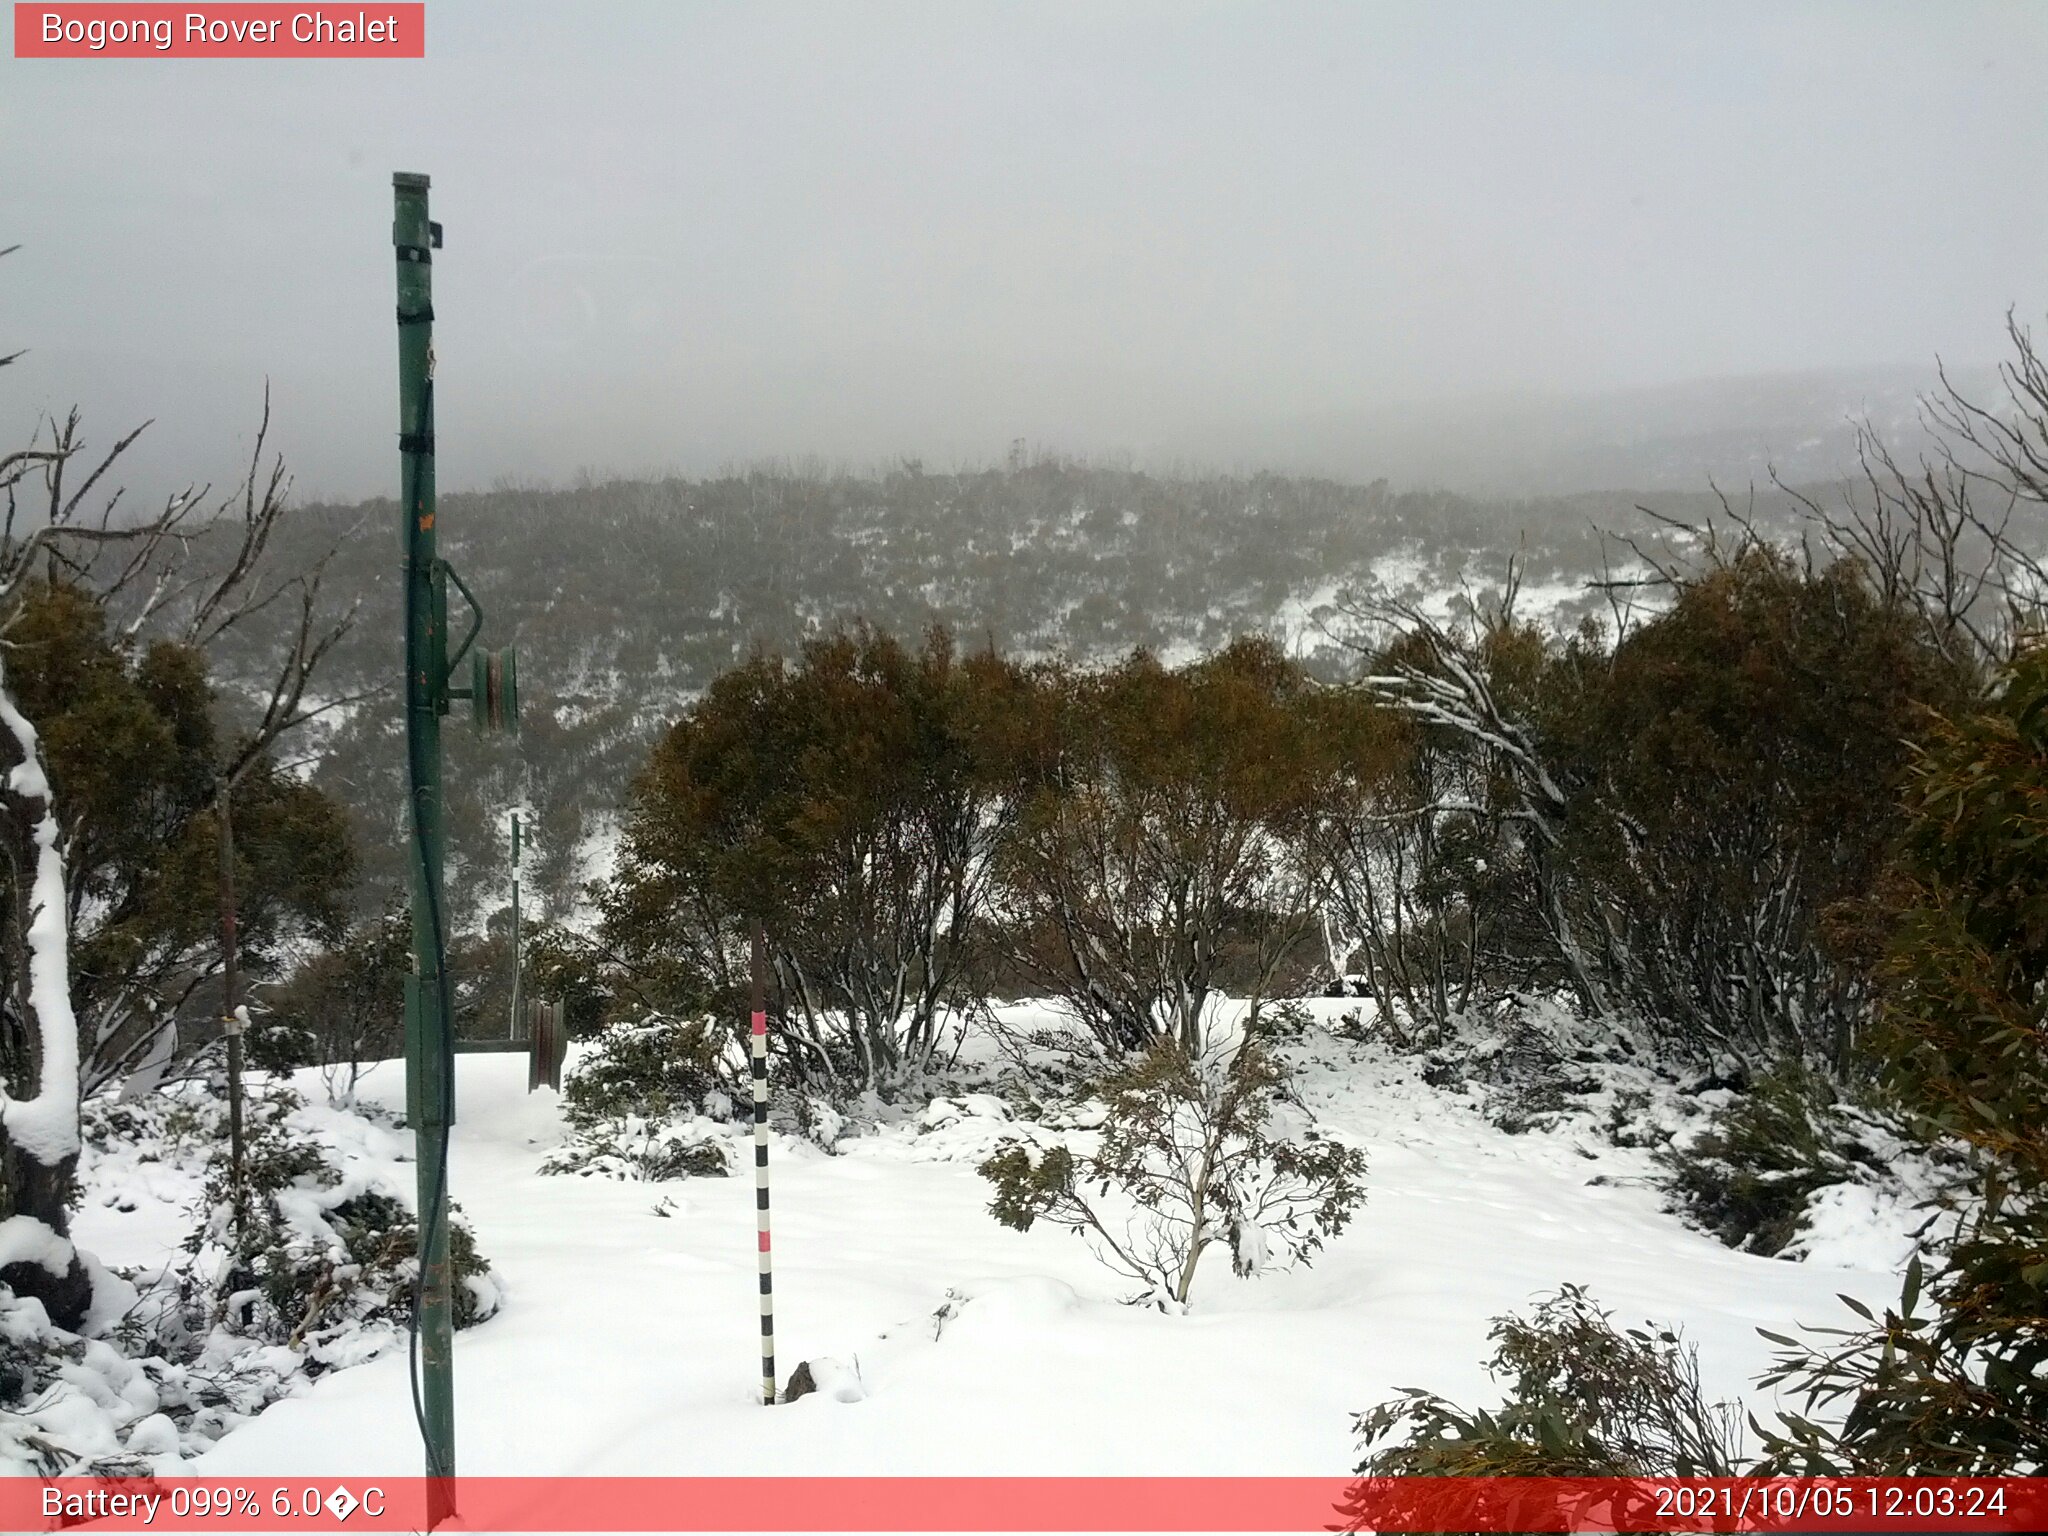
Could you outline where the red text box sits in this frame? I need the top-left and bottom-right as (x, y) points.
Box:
(3, 1477), (2044, 1533)
(14, 5), (424, 58)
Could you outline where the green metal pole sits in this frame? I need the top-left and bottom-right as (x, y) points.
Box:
(393, 171), (456, 1511)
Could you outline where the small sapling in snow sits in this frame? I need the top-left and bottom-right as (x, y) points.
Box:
(979, 1027), (1366, 1307)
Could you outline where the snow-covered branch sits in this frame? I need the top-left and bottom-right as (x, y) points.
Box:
(0, 655), (79, 1165)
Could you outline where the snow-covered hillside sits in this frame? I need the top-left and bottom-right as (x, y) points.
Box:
(45, 1002), (1910, 1480)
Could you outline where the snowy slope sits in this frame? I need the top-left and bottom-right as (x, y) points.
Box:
(66, 1003), (1904, 1479)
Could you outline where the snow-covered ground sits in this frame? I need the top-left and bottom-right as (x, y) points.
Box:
(63, 1002), (1905, 1479)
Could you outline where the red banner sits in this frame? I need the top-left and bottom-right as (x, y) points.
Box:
(13, 5), (424, 58)
(3, 1477), (2044, 1533)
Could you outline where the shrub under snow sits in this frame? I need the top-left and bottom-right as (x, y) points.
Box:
(2, 1082), (500, 1476)
(168, 1086), (501, 1358)
(1656, 1060), (1954, 1259)
(539, 1015), (735, 1182)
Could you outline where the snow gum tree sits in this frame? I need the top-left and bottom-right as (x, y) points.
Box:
(980, 1023), (1366, 1307)
(0, 584), (352, 1097)
(605, 625), (1026, 1089)
(1545, 547), (1970, 1070)
(1377, 647), (2048, 1478)
(2, 648), (347, 1326)
(1, 398), (201, 1328)
(1346, 549), (1971, 1070)
(0, 313), (351, 1323)
(0, 636), (89, 1328)
(992, 638), (1336, 1054)
(1312, 619), (1555, 1039)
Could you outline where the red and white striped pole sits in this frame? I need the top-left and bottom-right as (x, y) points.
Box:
(750, 920), (776, 1406)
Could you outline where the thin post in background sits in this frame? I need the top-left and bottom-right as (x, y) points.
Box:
(750, 919), (776, 1405)
(509, 812), (522, 1038)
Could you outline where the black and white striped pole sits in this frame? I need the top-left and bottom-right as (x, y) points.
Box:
(750, 919), (777, 1405)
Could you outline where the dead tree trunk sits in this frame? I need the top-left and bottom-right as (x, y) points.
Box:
(216, 782), (246, 1193)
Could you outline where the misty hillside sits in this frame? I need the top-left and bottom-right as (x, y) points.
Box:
(211, 460), (1820, 924)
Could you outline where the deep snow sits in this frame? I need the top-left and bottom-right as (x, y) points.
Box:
(49, 1001), (1912, 1481)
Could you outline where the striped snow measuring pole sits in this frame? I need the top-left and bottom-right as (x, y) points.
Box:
(750, 920), (777, 1405)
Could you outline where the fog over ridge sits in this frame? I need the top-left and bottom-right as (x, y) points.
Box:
(5, 1), (2044, 501)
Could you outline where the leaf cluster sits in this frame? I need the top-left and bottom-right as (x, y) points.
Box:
(1355, 1284), (1742, 1479)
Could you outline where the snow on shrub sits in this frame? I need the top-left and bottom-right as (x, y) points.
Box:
(3, 1082), (507, 1476)
(540, 1116), (732, 1181)
(560, 1015), (728, 1128)
(979, 1027), (1366, 1307)
(169, 1086), (500, 1364)
(1, 1283), (161, 1476)
(1655, 1059), (1944, 1258)
(540, 1014), (734, 1181)
(6, 1228), (359, 1475)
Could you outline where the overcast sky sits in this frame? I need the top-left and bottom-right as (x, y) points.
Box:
(5, 1), (2046, 500)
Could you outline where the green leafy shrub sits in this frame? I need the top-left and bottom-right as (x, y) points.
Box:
(1756, 1234), (2048, 1473)
(1755, 641), (2048, 1473)
(540, 1014), (735, 1182)
(539, 1119), (731, 1182)
(1355, 1284), (1742, 1477)
(980, 1030), (1366, 1307)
